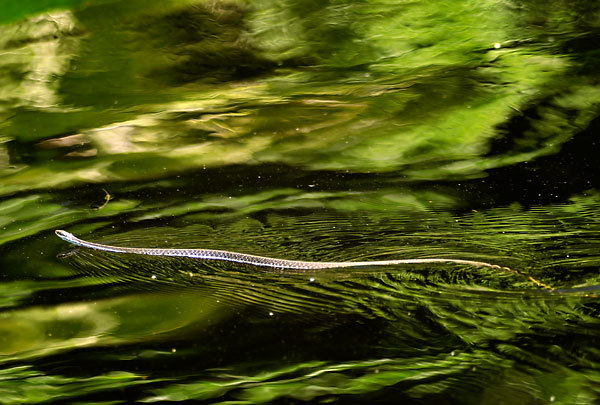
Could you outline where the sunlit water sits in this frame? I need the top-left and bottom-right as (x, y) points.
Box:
(1, 0), (600, 403)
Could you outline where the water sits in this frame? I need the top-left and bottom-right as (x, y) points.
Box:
(1, 0), (600, 403)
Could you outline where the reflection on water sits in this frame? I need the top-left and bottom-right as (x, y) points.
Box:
(1, 0), (600, 403)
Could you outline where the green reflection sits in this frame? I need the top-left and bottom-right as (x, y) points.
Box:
(0, 366), (148, 405)
(0, 0), (87, 24)
(0, 193), (138, 245)
(1, 0), (599, 193)
(0, 291), (230, 363)
(140, 351), (599, 403)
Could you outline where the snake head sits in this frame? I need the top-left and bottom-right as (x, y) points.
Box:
(55, 230), (74, 241)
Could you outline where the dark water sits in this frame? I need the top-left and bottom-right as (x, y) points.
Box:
(2, 0), (600, 403)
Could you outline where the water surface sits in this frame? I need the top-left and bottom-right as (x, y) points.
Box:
(1, 0), (600, 403)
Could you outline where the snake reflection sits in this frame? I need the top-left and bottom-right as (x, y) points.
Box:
(55, 230), (553, 290)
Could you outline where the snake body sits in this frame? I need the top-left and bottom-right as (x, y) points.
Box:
(55, 230), (512, 271)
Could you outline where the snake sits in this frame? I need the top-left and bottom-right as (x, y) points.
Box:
(55, 229), (553, 289)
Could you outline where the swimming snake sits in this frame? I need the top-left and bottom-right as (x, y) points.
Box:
(55, 230), (552, 289)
